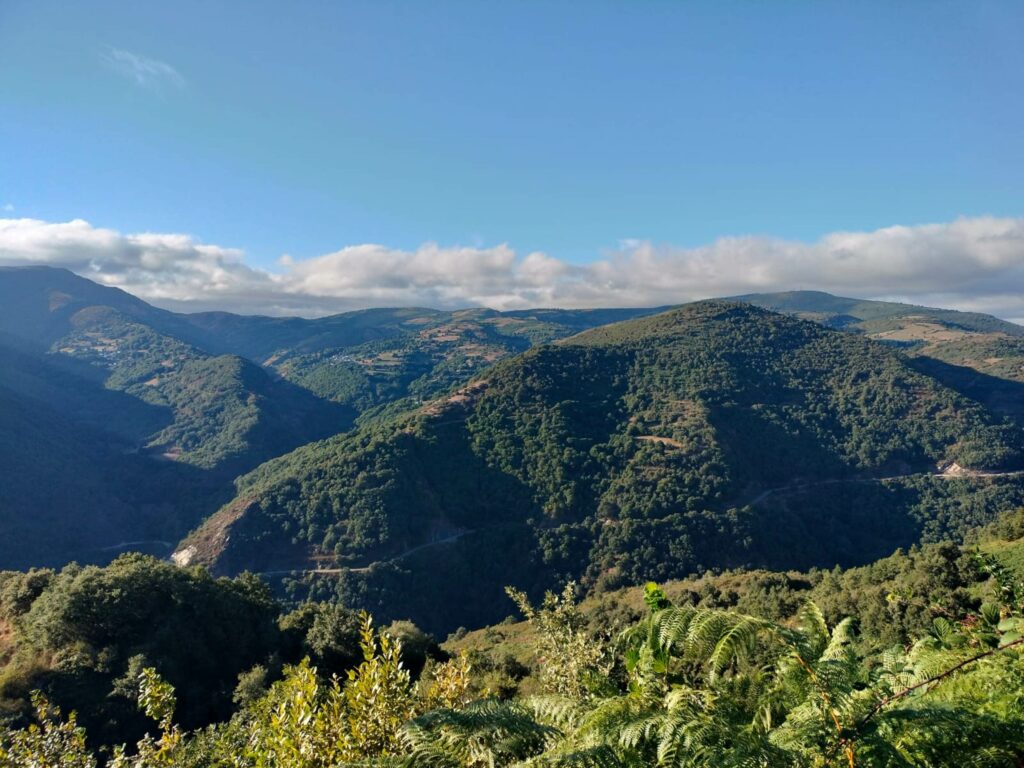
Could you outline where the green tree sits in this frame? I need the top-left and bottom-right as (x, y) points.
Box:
(338, 612), (415, 760)
(506, 582), (614, 700)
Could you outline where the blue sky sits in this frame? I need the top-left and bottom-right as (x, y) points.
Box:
(0, 1), (1023, 317)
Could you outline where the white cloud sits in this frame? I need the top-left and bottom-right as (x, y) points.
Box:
(102, 48), (184, 90)
(2, 204), (13, 213)
(0, 216), (1022, 322)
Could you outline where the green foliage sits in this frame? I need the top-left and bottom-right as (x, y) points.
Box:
(340, 613), (415, 759)
(0, 555), (281, 748)
(3, 564), (1024, 766)
(506, 583), (615, 700)
(404, 699), (559, 767)
(0, 692), (95, 768)
(224, 613), (416, 766)
(238, 659), (346, 768)
(279, 602), (365, 674)
(110, 667), (185, 767)
(419, 651), (474, 711)
(232, 665), (269, 709)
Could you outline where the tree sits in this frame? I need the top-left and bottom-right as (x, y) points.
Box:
(110, 667), (184, 768)
(506, 582), (614, 700)
(338, 612), (415, 760)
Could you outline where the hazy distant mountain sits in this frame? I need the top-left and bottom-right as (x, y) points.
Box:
(734, 290), (1024, 337)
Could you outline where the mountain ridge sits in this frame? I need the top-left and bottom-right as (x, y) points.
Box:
(177, 300), (1024, 633)
(3, 265), (1024, 607)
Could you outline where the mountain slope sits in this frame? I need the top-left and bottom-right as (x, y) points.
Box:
(0, 267), (669, 570)
(229, 306), (673, 422)
(0, 267), (352, 470)
(0, 267), (667, 437)
(42, 302), (352, 471)
(0, 382), (218, 568)
(179, 302), (1024, 633)
(738, 291), (1024, 421)
(734, 290), (1024, 336)
(0, 265), (174, 345)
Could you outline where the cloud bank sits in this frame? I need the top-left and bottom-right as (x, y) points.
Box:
(0, 216), (1022, 322)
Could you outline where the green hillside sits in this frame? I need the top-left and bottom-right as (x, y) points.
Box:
(180, 302), (1024, 634)
(4, 267), (1024, 597)
(0, 268), (351, 471)
(0, 325), (349, 568)
(449, 508), (1024, 695)
(0, 267), (665, 449)
(51, 305), (353, 471)
(0, 383), (217, 568)
(0, 267), (666, 570)
(248, 306), (671, 421)
(739, 291), (1024, 422)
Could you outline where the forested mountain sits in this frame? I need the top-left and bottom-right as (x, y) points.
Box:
(178, 302), (1024, 634)
(4, 269), (1024, 763)
(0, 267), (351, 472)
(0, 270), (351, 566)
(0, 382), (207, 569)
(0, 266), (667, 423)
(0, 267), (662, 567)
(4, 266), (1024, 612)
(0, 267), (665, 427)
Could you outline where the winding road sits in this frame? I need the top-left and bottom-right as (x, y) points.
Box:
(98, 539), (174, 552)
(744, 468), (1024, 507)
(242, 469), (1024, 578)
(253, 528), (474, 578)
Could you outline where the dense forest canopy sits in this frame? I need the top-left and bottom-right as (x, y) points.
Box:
(0, 268), (662, 568)
(4, 267), (1024, 579)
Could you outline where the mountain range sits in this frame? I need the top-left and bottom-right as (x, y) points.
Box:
(1, 266), (1023, 633)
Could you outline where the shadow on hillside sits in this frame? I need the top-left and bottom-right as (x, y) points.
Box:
(241, 413), (561, 634)
(747, 480), (923, 572)
(908, 356), (1024, 425)
(0, 342), (176, 442)
(0, 346), (360, 572)
(710, 402), (853, 493)
(311, 524), (543, 638)
(0, 445), (236, 572)
(212, 366), (358, 479)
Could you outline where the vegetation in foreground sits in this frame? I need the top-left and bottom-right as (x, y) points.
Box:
(2, 583), (1022, 766)
(2, 512), (1024, 766)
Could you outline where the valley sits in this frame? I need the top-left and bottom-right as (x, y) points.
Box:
(3, 272), (1024, 762)
(5, 8), (1021, 761)
(2, 267), (1024, 634)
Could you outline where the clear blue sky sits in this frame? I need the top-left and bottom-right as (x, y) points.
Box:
(1, 1), (1021, 268)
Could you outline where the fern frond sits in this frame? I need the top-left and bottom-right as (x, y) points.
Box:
(796, 601), (830, 657)
(404, 699), (559, 767)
